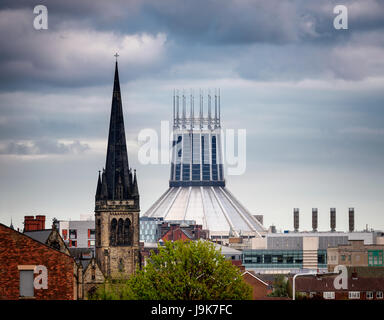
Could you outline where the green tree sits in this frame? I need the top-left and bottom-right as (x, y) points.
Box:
(268, 275), (289, 297)
(93, 240), (252, 300)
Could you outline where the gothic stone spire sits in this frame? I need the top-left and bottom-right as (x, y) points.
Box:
(102, 61), (131, 200)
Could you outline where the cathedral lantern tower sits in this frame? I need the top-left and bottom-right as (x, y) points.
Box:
(144, 90), (266, 240)
(95, 58), (140, 278)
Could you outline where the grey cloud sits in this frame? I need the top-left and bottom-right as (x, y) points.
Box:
(1, 0), (384, 90)
(0, 139), (90, 155)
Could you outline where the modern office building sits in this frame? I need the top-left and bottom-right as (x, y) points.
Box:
(140, 216), (164, 243)
(56, 219), (96, 250)
(143, 91), (266, 239)
(242, 208), (384, 274)
(243, 231), (384, 274)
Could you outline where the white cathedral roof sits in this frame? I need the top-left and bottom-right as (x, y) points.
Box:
(144, 186), (265, 237)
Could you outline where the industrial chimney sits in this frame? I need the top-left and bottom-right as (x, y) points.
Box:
(330, 208), (336, 232)
(312, 208), (318, 232)
(349, 208), (355, 232)
(293, 208), (299, 232)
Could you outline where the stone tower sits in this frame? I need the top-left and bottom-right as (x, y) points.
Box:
(95, 60), (140, 278)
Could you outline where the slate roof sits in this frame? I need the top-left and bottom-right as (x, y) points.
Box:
(24, 229), (52, 244)
(294, 267), (384, 292)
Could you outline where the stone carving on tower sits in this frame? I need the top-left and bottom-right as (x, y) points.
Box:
(95, 58), (140, 278)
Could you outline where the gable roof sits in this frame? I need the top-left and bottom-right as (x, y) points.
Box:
(242, 270), (269, 286)
(0, 223), (74, 260)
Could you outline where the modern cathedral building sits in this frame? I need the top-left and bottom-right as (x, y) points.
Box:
(144, 91), (266, 240)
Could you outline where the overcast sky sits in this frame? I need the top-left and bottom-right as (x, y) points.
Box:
(0, 0), (383, 232)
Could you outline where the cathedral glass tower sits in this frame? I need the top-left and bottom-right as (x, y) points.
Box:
(144, 91), (265, 239)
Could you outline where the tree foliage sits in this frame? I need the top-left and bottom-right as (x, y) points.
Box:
(268, 275), (290, 297)
(93, 240), (252, 300)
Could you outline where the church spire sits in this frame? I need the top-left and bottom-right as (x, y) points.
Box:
(132, 169), (139, 196)
(95, 170), (102, 201)
(103, 59), (131, 200)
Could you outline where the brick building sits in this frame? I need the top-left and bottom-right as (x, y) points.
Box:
(242, 270), (271, 299)
(328, 240), (384, 270)
(160, 222), (208, 242)
(0, 223), (79, 300)
(293, 267), (384, 300)
(26, 215), (105, 300)
(24, 228), (69, 255)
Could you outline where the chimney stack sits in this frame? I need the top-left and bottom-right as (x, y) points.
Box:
(312, 208), (318, 232)
(330, 208), (336, 232)
(293, 208), (299, 232)
(23, 215), (46, 232)
(349, 208), (355, 232)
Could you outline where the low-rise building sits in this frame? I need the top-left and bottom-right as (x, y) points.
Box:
(0, 223), (80, 300)
(55, 219), (95, 250)
(242, 270), (271, 299)
(293, 267), (384, 300)
(243, 231), (383, 274)
(160, 222), (208, 242)
(327, 240), (384, 270)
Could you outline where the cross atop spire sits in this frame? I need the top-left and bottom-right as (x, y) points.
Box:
(114, 52), (119, 61)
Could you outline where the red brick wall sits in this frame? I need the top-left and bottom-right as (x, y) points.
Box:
(162, 228), (190, 242)
(24, 215), (45, 231)
(242, 273), (269, 300)
(0, 224), (75, 300)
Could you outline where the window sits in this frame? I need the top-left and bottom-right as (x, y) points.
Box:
(62, 229), (68, 240)
(118, 258), (124, 272)
(110, 218), (117, 246)
(124, 219), (132, 245)
(69, 240), (77, 247)
(264, 255), (272, 264)
(341, 255), (346, 262)
(117, 218), (124, 245)
(89, 229), (95, 239)
(348, 291), (360, 300)
(366, 291), (373, 300)
(19, 270), (34, 297)
(97, 219), (101, 246)
(376, 292), (383, 299)
(50, 240), (60, 251)
(368, 250), (383, 266)
(91, 266), (96, 280)
(69, 229), (77, 240)
(323, 292), (335, 300)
